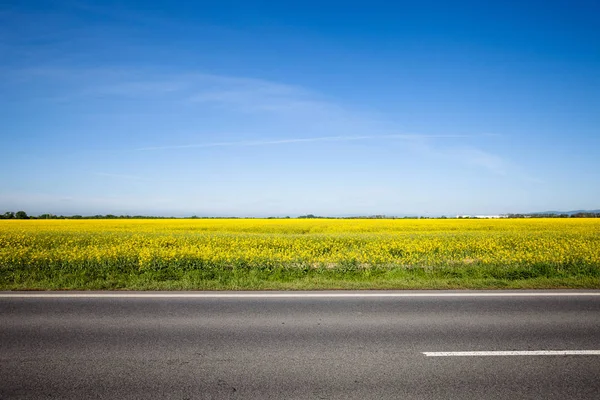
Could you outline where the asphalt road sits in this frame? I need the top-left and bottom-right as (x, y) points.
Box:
(1, 291), (599, 399)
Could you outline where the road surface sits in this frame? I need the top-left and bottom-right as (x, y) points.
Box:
(1, 291), (599, 399)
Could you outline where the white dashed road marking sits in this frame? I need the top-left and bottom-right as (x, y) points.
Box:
(423, 350), (600, 357)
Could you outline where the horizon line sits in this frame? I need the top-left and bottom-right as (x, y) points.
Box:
(3, 211), (599, 219)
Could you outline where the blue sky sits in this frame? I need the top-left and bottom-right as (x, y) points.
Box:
(1, 0), (599, 216)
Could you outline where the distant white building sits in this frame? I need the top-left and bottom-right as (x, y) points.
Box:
(455, 215), (506, 219)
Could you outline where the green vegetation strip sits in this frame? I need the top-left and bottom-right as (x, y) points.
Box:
(2, 264), (599, 290)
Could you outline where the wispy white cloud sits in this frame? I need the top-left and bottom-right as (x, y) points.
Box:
(94, 172), (144, 180)
(6, 64), (518, 179)
(136, 133), (473, 151)
(6, 67), (323, 116)
(445, 146), (510, 176)
(186, 76), (316, 113)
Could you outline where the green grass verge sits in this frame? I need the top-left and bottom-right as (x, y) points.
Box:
(2, 262), (599, 290)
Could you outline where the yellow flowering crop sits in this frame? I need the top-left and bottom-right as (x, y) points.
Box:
(1, 218), (599, 274)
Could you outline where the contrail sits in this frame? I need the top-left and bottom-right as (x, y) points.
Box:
(136, 133), (473, 151)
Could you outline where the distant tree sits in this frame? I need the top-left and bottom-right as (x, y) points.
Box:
(571, 212), (599, 218)
(15, 211), (29, 219)
(2, 211), (15, 219)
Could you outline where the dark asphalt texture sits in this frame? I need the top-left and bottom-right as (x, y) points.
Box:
(1, 291), (599, 399)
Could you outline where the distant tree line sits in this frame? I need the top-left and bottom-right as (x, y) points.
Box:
(1, 211), (599, 220)
(506, 213), (600, 218)
(0, 212), (170, 220)
(1, 211), (30, 219)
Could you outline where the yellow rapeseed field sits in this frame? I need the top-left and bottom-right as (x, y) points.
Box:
(1, 218), (599, 274)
